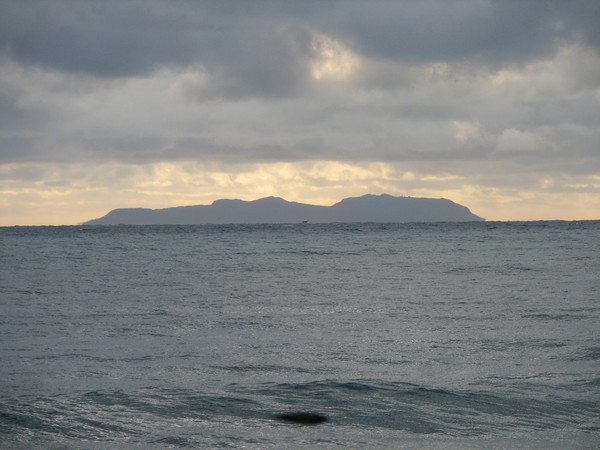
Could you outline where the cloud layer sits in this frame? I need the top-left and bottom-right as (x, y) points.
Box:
(1, 0), (599, 224)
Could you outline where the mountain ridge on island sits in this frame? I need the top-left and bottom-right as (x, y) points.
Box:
(83, 194), (484, 225)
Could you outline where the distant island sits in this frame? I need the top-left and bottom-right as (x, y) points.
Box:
(83, 194), (484, 225)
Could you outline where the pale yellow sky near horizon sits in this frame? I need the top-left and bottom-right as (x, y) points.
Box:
(2, 160), (599, 226)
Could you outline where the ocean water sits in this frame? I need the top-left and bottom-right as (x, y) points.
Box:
(1, 222), (599, 449)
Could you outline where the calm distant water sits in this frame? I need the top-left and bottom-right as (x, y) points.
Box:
(1, 222), (599, 448)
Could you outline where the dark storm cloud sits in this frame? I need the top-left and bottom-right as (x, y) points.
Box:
(0, 1), (199, 77)
(328, 1), (600, 65)
(1, 1), (598, 82)
(0, 0), (314, 98)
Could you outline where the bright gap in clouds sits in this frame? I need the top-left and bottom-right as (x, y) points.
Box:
(310, 33), (359, 81)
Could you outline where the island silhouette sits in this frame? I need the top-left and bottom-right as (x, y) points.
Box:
(83, 194), (484, 225)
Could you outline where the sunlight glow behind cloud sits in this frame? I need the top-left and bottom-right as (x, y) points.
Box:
(311, 33), (359, 81)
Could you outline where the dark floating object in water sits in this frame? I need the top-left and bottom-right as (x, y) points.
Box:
(273, 412), (328, 425)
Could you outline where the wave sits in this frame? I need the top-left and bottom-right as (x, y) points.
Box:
(2, 380), (598, 447)
(238, 380), (600, 434)
(568, 346), (600, 361)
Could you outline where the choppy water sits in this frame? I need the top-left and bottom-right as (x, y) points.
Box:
(1, 222), (599, 448)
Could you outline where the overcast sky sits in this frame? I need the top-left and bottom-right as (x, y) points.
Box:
(1, 0), (599, 225)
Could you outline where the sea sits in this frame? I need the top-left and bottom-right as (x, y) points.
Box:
(1, 221), (599, 449)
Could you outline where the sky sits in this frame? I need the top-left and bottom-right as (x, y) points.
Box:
(1, 0), (599, 225)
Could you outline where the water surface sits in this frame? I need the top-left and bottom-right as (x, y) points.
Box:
(1, 222), (599, 448)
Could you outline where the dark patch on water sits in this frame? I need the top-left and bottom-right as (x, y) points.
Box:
(579, 347), (600, 360)
(522, 313), (588, 321)
(563, 346), (600, 362)
(151, 436), (192, 446)
(0, 410), (47, 431)
(273, 412), (328, 425)
(585, 378), (600, 386)
(479, 339), (567, 351)
(82, 389), (263, 421)
(210, 364), (314, 374)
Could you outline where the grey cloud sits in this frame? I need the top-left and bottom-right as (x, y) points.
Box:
(0, 164), (44, 182)
(325, 1), (600, 65)
(43, 179), (71, 187)
(0, 0), (598, 179)
(0, 0), (315, 99)
(0, 89), (49, 132)
(2, 1), (598, 85)
(0, 135), (47, 163)
(189, 25), (313, 99)
(0, 1), (199, 77)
